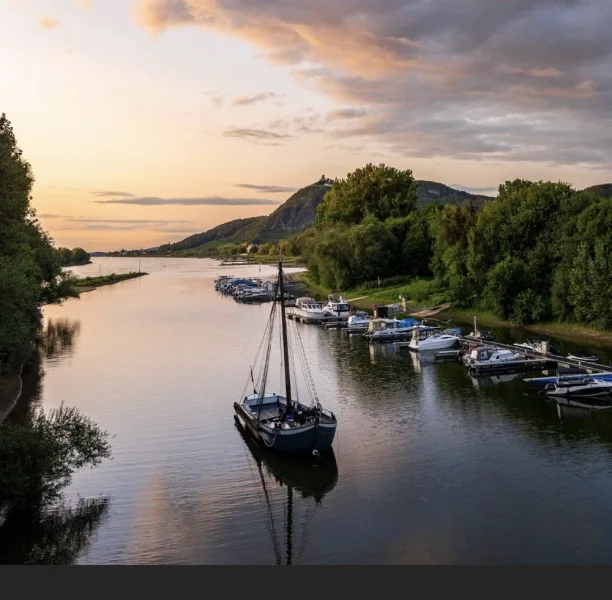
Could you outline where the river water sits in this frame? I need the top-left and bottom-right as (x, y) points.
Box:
(6, 257), (612, 564)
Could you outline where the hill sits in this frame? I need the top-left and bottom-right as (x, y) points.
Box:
(582, 183), (612, 198)
(159, 178), (493, 254)
(157, 216), (263, 253)
(416, 181), (491, 206)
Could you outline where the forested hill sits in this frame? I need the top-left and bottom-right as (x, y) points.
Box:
(582, 184), (612, 199)
(416, 181), (491, 206)
(158, 178), (489, 253)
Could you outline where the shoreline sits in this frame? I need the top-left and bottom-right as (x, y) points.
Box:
(76, 272), (148, 293)
(289, 272), (612, 347)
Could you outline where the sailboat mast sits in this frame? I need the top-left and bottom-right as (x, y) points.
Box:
(277, 260), (293, 408)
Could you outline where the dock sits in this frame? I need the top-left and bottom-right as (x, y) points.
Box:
(459, 337), (612, 377)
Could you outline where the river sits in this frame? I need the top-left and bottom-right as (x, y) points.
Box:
(5, 257), (612, 564)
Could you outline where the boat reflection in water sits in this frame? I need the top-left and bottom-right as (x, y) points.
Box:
(234, 417), (338, 565)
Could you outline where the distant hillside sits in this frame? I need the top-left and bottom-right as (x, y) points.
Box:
(416, 181), (491, 206)
(582, 183), (612, 198)
(233, 179), (333, 243)
(157, 216), (263, 253)
(158, 178), (495, 254)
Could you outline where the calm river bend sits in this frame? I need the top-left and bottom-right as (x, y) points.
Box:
(8, 257), (612, 564)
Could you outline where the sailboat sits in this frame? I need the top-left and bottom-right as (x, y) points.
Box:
(234, 419), (338, 565)
(234, 260), (338, 455)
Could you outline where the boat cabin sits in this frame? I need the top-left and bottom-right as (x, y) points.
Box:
(411, 326), (439, 343)
(295, 297), (323, 311)
(469, 348), (517, 363)
(366, 318), (400, 335)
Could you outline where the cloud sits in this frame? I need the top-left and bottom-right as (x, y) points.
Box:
(94, 196), (280, 206)
(39, 16), (61, 30)
(235, 183), (298, 194)
(232, 92), (279, 106)
(223, 128), (293, 143)
(328, 108), (369, 120)
(91, 190), (136, 198)
(134, 0), (612, 169)
(43, 216), (198, 232)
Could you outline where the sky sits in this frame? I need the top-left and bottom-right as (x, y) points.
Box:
(2, 0), (611, 251)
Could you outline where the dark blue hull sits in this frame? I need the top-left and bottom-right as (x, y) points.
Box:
(259, 422), (337, 454)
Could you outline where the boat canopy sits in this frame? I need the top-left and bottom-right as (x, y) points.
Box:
(399, 318), (420, 328)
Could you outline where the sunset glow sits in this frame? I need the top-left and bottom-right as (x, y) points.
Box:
(3, 0), (611, 251)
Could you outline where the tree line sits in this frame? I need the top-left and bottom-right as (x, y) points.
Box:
(0, 114), (78, 370)
(292, 163), (612, 328)
(56, 247), (91, 267)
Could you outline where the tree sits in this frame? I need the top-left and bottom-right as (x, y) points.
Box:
(0, 114), (78, 368)
(315, 163), (418, 227)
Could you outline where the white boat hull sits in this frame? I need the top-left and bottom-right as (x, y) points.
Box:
(409, 336), (459, 351)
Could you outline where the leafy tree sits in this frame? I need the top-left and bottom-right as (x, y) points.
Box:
(315, 163), (418, 227)
(0, 114), (78, 368)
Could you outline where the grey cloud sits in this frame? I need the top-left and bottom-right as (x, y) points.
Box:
(328, 108), (369, 120)
(232, 92), (279, 106)
(91, 190), (136, 198)
(235, 184), (299, 193)
(136, 0), (612, 168)
(94, 196), (280, 205)
(223, 128), (293, 143)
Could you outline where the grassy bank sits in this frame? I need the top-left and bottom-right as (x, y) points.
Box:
(288, 272), (444, 311)
(76, 272), (148, 292)
(439, 309), (612, 345)
(290, 271), (612, 345)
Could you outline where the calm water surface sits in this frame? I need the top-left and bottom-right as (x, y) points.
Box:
(12, 257), (612, 564)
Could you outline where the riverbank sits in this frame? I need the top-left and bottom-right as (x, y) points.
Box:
(290, 272), (612, 346)
(76, 272), (148, 293)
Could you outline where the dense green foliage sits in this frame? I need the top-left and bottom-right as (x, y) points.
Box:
(0, 114), (78, 369)
(56, 247), (90, 266)
(303, 164), (612, 329)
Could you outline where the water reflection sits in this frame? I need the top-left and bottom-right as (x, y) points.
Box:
(234, 419), (338, 565)
(1, 316), (109, 565)
(0, 498), (110, 565)
(41, 318), (81, 361)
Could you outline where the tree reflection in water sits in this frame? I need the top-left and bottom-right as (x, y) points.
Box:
(1, 317), (111, 565)
(0, 498), (110, 565)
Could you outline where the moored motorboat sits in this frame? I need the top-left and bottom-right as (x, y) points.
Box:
(346, 311), (371, 332)
(322, 294), (350, 319)
(408, 327), (460, 351)
(545, 368), (612, 398)
(290, 297), (326, 322)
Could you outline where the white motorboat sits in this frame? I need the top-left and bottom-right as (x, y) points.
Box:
(323, 294), (350, 319)
(463, 347), (523, 367)
(346, 311), (371, 332)
(545, 368), (612, 398)
(365, 318), (399, 336)
(291, 297), (326, 322)
(408, 327), (460, 351)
